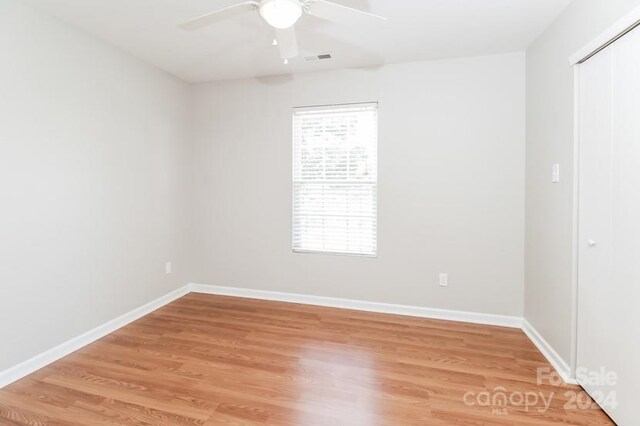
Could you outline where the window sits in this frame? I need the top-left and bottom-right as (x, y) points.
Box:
(293, 102), (378, 256)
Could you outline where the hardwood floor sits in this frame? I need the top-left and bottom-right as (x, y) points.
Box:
(0, 293), (614, 425)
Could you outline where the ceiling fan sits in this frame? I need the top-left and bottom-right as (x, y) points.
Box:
(179, 0), (388, 62)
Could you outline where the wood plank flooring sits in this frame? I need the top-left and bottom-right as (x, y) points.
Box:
(0, 294), (614, 425)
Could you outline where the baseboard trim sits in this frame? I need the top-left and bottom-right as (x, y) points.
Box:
(522, 319), (577, 385)
(0, 285), (190, 389)
(188, 283), (523, 328)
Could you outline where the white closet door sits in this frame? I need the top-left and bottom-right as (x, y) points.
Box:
(608, 26), (640, 425)
(577, 26), (640, 426)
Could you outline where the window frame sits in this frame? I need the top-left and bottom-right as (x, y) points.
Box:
(291, 101), (379, 258)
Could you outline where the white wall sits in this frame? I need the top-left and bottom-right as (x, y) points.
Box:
(191, 52), (526, 316)
(525, 0), (640, 365)
(0, 0), (192, 372)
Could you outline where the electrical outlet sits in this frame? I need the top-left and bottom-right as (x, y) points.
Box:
(165, 262), (172, 275)
(439, 273), (448, 287)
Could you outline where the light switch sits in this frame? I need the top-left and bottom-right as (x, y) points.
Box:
(552, 164), (560, 183)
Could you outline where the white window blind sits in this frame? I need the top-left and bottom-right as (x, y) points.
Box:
(293, 102), (378, 256)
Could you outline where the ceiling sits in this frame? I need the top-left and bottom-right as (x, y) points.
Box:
(25, 0), (573, 83)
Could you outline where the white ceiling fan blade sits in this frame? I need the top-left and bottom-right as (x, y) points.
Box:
(276, 27), (299, 59)
(305, 0), (388, 26)
(179, 1), (259, 31)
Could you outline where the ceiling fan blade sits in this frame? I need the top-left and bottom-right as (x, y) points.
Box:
(178, 1), (259, 31)
(276, 27), (299, 59)
(305, 0), (387, 26)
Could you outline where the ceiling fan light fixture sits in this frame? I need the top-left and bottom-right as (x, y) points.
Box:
(260, 0), (302, 29)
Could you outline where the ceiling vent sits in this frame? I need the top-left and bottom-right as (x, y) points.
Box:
(304, 53), (333, 62)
